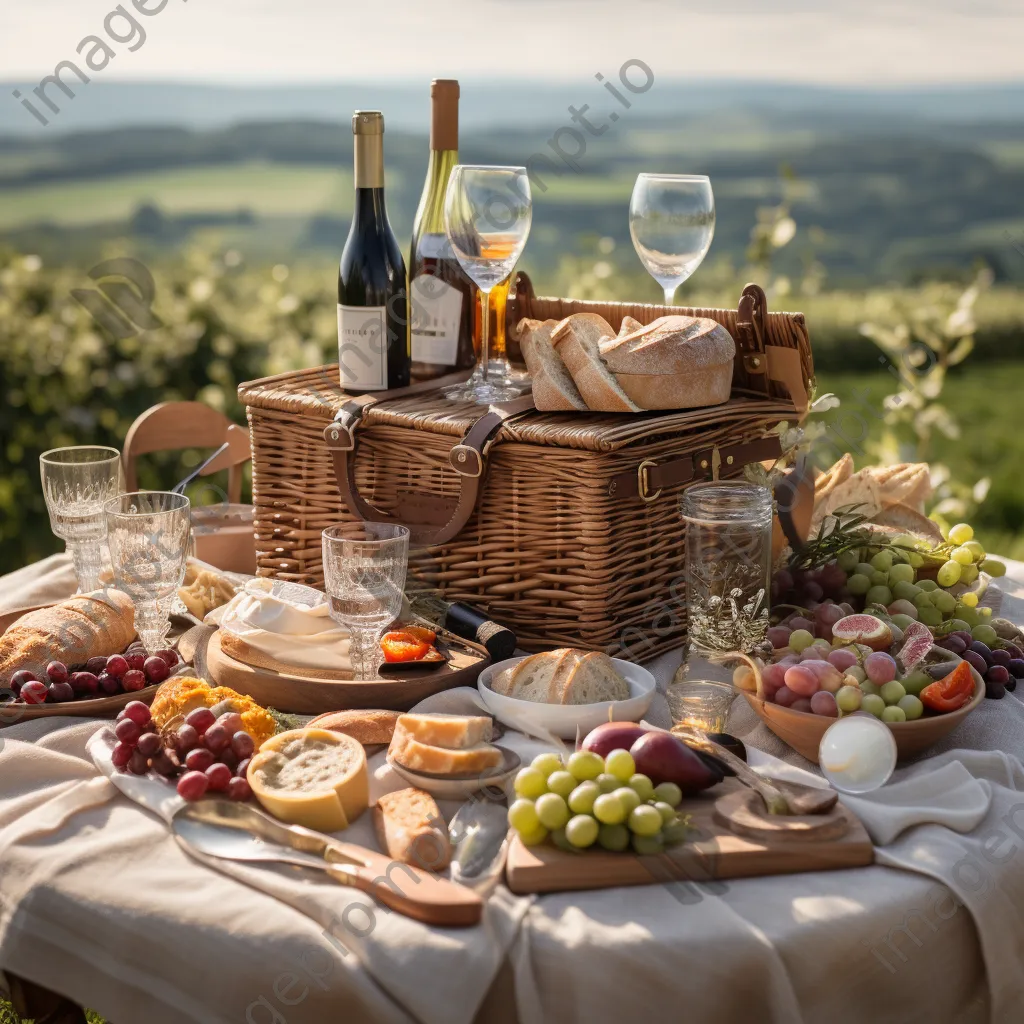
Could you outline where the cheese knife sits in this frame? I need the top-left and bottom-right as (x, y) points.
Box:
(171, 798), (483, 927)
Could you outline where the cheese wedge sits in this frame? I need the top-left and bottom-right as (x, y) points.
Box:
(393, 713), (492, 749)
(247, 728), (368, 832)
(389, 732), (503, 776)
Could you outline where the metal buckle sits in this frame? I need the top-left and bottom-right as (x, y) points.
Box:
(637, 459), (661, 504)
(450, 444), (483, 478)
(695, 446), (723, 481)
(324, 415), (356, 451)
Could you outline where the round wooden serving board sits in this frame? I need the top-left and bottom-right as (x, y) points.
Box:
(712, 787), (851, 843)
(205, 628), (491, 714)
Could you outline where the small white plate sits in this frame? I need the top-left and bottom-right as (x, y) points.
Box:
(477, 656), (656, 740)
(387, 746), (521, 799)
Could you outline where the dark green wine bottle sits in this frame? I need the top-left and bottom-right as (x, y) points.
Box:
(338, 110), (410, 391)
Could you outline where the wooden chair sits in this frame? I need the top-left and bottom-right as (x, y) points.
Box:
(122, 401), (250, 502)
(122, 401), (256, 573)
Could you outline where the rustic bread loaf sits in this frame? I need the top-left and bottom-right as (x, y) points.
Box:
(550, 314), (640, 413)
(518, 318), (588, 412)
(559, 651), (630, 705)
(373, 788), (451, 870)
(307, 709), (401, 746)
(0, 590), (136, 684)
(501, 648), (578, 703)
(598, 315), (735, 410)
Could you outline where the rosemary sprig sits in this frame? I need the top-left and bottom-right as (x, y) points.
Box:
(787, 503), (875, 571)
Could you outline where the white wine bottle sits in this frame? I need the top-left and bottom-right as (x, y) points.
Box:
(338, 111), (410, 391)
(409, 80), (478, 381)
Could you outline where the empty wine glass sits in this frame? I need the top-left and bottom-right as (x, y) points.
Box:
(322, 523), (409, 680)
(40, 446), (122, 594)
(629, 174), (715, 304)
(443, 165), (532, 404)
(105, 491), (191, 653)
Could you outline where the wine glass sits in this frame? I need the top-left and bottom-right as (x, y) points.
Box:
(322, 523), (409, 680)
(105, 491), (191, 653)
(39, 446), (122, 594)
(442, 165), (532, 404)
(629, 174), (715, 304)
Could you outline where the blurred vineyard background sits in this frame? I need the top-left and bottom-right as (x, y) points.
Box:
(2, 93), (1024, 573)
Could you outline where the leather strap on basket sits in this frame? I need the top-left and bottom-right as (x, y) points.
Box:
(609, 435), (783, 502)
(325, 377), (535, 546)
(735, 283), (769, 390)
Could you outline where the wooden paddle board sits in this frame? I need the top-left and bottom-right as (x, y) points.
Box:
(205, 627), (490, 714)
(505, 778), (873, 894)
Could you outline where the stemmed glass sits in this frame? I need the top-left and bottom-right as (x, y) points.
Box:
(322, 523), (409, 680)
(443, 164), (532, 404)
(629, 174), (715, 304)
(105, 491), (191, 653)
(39, 446), (122, 594)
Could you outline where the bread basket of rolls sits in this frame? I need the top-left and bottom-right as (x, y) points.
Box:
(240, 274), (813, 661)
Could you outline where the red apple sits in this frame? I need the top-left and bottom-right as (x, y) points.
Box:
(581, 722), (648, 759)
(629, 731), (721, 794)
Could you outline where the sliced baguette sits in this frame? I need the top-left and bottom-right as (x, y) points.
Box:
(373, 788), (451, 870)
(519, 318), (588, 412)
(506, 648), (577, 703)
(559, 652), (630, 705)
(550, 313), (640, 414)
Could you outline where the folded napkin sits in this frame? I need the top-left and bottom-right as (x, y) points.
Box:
(840, 760), (991, 845)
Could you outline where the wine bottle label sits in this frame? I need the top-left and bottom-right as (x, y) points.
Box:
(338, 304), (388, 390)
(411, 272), (464, 366)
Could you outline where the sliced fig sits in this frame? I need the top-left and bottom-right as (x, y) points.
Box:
(896, 621), (935, 673)
(831, 614), (893, 652)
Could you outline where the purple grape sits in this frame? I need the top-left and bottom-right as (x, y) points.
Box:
(818, 564), (848, 596)
(803, 582), (824, 603)
(810, 691), (839, 717)
(790, 698), (813, 713)
(1009, 659), (1024, 680)
(969, 641), (993, 662)
(767, 626), (792, 649)
(986, 665), (1010, 685)
(1007, 678), (1017, 693)
(1004, 643), (1023, 661)
(990, 649), (1011, 668)
(939, 636), (967, 655)
(985, 679), (1006, 700)
(773, 685), (799, 707)
(962, 651), (988, 675)
(790, 617), (815, 634)
(774, 569), (794, 597)
(951, 631), (973, 647)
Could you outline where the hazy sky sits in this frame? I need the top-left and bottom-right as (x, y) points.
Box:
(2, 0), (1023, 84)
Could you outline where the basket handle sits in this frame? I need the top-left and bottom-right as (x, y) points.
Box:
(325, 382), (534, 546)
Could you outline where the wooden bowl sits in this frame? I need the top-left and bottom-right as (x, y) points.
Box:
(743, 673), (985, 763)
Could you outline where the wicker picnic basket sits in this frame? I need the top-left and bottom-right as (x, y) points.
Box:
(238, 275), (813, 660)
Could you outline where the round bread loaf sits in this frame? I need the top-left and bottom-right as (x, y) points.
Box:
(599, 315), (736, 410)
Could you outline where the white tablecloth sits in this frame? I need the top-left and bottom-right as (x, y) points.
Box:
(0, 554), (1023, 1024)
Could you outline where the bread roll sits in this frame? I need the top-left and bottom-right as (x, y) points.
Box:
(373, 788), (451, 870)
(307, 709), (400, 746)
(550, 314), (640, 413)
(598, 315), (735, 410)
(519, 318), (588, 412)
(0, 590), (136, 684)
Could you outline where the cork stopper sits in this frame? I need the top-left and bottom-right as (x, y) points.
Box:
(430, 80), (459, 152)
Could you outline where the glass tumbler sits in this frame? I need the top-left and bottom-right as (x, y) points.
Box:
(681, 481), (773, 655)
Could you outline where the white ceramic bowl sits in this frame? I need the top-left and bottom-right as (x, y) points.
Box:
(477, 656), (656, 740)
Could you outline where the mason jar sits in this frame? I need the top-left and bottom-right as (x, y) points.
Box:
(681, 481), (773, 654)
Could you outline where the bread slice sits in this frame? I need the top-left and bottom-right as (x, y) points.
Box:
(558, 652), (630, 705)
(393, 713), (492, 749)
(505, 648), (577, 703)
(550, 313), (639, 413)
(307, 709), (400, 746)
(373, 788), (451, 870)
(519, 318), (588, 412)
(388, 733), (503, 775)
(617, 315), (644, 336)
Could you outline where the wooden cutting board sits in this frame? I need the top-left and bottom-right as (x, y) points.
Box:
(505, 778), (873, 895)
(205, 628), (490, 714)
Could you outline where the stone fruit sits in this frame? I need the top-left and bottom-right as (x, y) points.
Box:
(831, 614), (893, 652)
(628, 731), (720, 794)
(581, 722), (648, 759)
